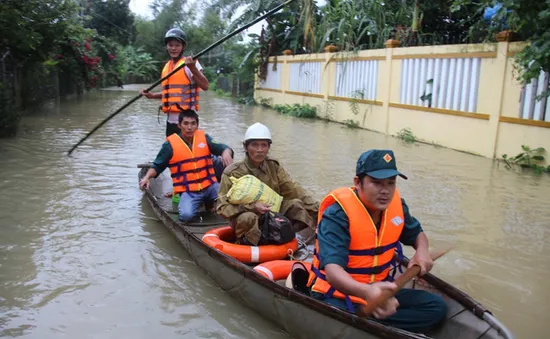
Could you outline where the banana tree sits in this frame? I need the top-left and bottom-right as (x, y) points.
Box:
(211, 0), (318, 80)
(315, 0), (403, 51)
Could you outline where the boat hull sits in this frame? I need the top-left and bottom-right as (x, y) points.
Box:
(138, 166), (513, 339)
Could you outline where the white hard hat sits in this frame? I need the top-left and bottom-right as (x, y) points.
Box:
(243, 122), (272, 142)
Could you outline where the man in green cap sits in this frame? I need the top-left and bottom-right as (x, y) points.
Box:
(307, 149), (446, 333)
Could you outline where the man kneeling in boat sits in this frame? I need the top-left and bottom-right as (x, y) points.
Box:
(139, 110), (234, 222)
(216, 122), (319, 245)
(308, 150), (446, 333)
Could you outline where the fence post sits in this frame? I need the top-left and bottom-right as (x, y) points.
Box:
(281, 57), (288, 101)
(489, 31), (515, 158)
(323, 52), (331, 102)
(383, 39), (401, 134)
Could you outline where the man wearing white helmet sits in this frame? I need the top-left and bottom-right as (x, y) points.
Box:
(216, 122), (319, 245)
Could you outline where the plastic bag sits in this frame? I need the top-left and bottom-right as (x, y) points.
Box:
(226, 175), (282, 212)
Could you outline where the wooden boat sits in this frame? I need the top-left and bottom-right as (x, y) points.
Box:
(138, 164), (514, 339)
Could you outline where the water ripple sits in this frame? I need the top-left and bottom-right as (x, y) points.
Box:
(0, 86), (548, 338)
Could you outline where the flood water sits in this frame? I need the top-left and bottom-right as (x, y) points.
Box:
(1, 85), (548, 339)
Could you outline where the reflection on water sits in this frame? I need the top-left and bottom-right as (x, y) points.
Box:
(1, 85), (548, 338)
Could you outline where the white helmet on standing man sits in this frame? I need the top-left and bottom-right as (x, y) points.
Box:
(243, 122), (272, 144)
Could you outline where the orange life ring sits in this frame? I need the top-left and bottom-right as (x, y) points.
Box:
(201, 226), (298, 264)
(253, 260), (312, 281)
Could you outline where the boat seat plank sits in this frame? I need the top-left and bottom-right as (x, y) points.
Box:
(426, 309), (491, 339)
(403, 278), (466, 319)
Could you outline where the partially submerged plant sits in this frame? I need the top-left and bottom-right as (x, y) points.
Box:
(349, 90), (366, 116)
(343, 119), (360, 128)
(396, 128), (417, 144)
(273, 103), (317, 118)
(502, 145), (550, 174)
(255, 97), (273, 107)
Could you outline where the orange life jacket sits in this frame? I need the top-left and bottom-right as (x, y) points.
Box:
(161, 59), (200, 113)
(167, 130), (216, 193)
(307, 187), (404, 309)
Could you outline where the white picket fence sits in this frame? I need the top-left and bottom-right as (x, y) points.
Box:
(259, 63), (281, 90)
(520, 70), (550, 121)
(335, 60), (379, 100)
(399, 58), (481, 112)
(288, 62), (322, 94)
(260, 54), (548, 123)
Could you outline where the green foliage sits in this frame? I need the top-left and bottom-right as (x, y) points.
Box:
(502, 145), (550, 174)
(54, 27), (108, 90)
(320, 100), (336, 120)
(186, 8), (228, 56)
(20, 62), (59, 108)
(452, 0), (550, 87)
(343, 119), (360, 128)
(116, 45), (159, 81)
(395, 128), (417, 143)
(214, 88), (232, 97)
(0, 0), (161, 136)
(86, 0), (136, 45)
(316, 0), (395, 51)
(318, 0), (481, 51)
(0, 0), (141, 92)
(0, 84), (19, 138)
(133, 17), (165, 65)
(210, 0), (319, 83)
(273, 103), (317, 118)
(255, 97), (273, 107)
(208, 0), (483, 90)
(349, 90), (365, 116)
(0, 0), (78, 62)
(237, 96), (256, 105)
(134, 0), (258, 94)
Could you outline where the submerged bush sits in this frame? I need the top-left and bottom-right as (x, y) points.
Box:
(273, 103), (317, 119)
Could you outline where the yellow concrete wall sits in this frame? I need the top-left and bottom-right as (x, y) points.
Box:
(390, 43), (497, 57)
(388, 107), (493, 156)
(496, 123), (550, 159)
(283, 93), (324, 108)
(254, 40), (550, 164)
(255, 90), (285, 107)
(500, 57), (523, 118)
(494, 42), (550, 161)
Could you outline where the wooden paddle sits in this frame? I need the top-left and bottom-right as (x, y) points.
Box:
(358, 246), (453, 317)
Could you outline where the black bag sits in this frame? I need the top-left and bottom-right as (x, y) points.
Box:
(258, 211), (295, 245)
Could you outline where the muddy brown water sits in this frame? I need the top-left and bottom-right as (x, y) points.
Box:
(1, 85), (548, 338)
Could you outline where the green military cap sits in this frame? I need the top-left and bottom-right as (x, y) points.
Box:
(356, 149), (408, 180)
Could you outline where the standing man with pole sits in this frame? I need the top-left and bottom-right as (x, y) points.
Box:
(140, 28), (210, 137)
(67, 0), (295, 156)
